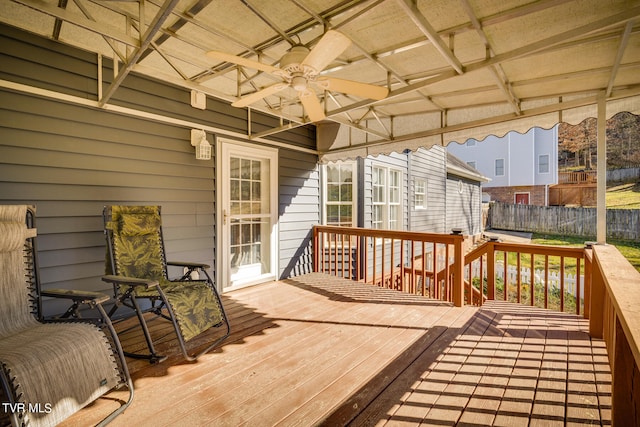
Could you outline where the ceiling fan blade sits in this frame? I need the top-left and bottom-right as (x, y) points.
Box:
(206, 51), (278, 74)
(317, 77), (389, 100)
(232, 83), (287, 108)
(301, 30), (351, 72)
(299, 90), (326, 122)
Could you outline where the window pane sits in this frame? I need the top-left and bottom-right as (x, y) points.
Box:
(327, 164), (340, 183)
(251, 160), (261, 180)
(241, 181), (250, 201)
(230, 179), (240, 201)
(327, 205), (339, 224)
(341, 164), (353, 181)
(327, 184), (340, 202)
(252, 182), (260, 201)
(241, 159), (251, 179)
(341, 183), (352, 202)
(230, 157), (240, 178)
(539, 155), (549, 173)
(340, 205), (352, 225)
(390, 170), (400, 187)
(389, 187), (399, 203)
(373, 205), (383, 229)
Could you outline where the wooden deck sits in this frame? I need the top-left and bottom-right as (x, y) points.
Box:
(63, 273), (611, 426)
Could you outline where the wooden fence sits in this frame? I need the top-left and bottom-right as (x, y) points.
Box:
(489, 202), (640, 241)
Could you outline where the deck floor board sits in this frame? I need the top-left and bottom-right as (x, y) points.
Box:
(60, 273), (611, 426)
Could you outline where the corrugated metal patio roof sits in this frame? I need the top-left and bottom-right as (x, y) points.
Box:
(1, 0), (639, 159)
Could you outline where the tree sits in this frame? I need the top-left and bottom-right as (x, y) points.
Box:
(559, 112), (640, 171)
(558, 118), (597, 169)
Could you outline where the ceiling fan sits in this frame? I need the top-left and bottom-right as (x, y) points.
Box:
(207, 30), (389, 122)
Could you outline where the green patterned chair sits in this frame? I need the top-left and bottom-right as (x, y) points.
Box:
(102, 205), (230, 362)
(0, 205), (133, 427)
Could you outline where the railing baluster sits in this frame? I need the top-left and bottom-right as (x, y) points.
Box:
(503, 251), (508, 302)
(373, 236), (377, 286)
(341, 233), (345, 278)
(544, 255), (549, 309)
(560, 256), (565, 312)
(355, 234), (360, 281)
(530, 253), (535, 306)
(517, 253), (521, 304)
(576, 257), (582, 316)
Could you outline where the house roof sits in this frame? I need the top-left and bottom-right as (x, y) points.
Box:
(2, 0), (639, 160)
(446, 151), (491, 183)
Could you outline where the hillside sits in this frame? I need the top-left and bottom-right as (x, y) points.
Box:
(607, 181), (640, 209)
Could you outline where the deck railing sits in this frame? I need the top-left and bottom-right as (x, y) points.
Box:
(558, 170), (597, 184)
(463, 240), (590, 315)
(312, 225), (466, 306)
(589, 244), (640, 425)
(312, 225), (640, 423)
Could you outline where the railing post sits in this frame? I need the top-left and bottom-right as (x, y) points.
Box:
(451, 231), (464, 307)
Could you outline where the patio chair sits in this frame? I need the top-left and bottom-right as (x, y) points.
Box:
(102, 205), (230, 362)
(0, 205), (133, 427)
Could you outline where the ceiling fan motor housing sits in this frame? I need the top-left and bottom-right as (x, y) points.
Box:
(280, 45), (315, 76)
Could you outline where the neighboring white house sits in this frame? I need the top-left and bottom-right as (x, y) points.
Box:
(447, 126), (559, 205)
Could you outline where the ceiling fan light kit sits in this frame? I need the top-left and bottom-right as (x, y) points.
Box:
(207, 30), (389, 122)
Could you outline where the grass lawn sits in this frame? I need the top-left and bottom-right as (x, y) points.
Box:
(606, 181), (640, 209)
(531, 233), (640, 273)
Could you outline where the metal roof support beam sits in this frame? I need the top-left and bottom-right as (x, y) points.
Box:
(396, 0), (464, 74)
(13, 0), (140, 47)
(72, 0), (127, 62)
(606, 21), (634, 97)
(99, 0), (181, 107)
(459, 0), (521, 115)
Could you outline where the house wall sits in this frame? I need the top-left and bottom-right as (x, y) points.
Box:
(445, 175), (482, 236)
(447, 126), (559, 195)
(0, 24), (318, 316)
(484, 185), (548, 206)
(408, 146), (447, 233)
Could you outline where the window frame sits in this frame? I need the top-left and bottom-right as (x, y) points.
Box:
(414, 178), (427, 210)
(322, 161), (358, 228)
(538, 154), (550, 174)
(371, 165), (403, 231)
(495, 158), (505, 177)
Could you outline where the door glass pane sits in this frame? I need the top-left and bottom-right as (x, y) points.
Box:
(230, 157), (240, 179)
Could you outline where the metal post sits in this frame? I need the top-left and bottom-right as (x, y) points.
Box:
(597, 94), (607, 243)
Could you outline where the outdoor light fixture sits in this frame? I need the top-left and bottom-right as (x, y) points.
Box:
(190, 129), (211, 160)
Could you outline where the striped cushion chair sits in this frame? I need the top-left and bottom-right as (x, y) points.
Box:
(102, 205), (230, 363)
(0, 205), (133, 427)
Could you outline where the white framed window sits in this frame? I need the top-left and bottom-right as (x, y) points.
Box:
(495, 158), (505, 176)
(538, 154), (550, 174)
(414, 179), (426, 210)
(372, 166), (402, 230)
(467, 161), (476, 169)
(323, 161), (357, 227)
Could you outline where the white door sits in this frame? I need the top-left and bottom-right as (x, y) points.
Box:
(219, 140), (278, 291)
